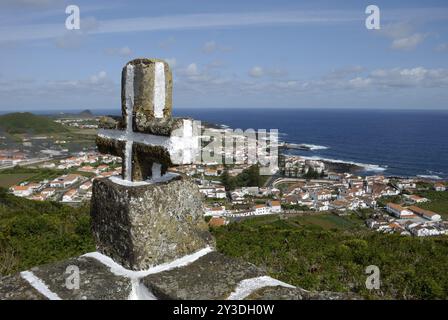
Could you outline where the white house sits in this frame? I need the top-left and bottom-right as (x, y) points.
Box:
(269, 200), (282, 213)
(62, 189), (77, 202)
(204, 206), (226, 216)
(408, 206), (441, 222)
(386, 203), (414, 218)
(434, 183), (446, 192)
(214, 187), (227, 199)
(254, 204), (270, 215)
(50, 174), (80, 188)
(311, 190), (333, 201)
(406, 195), (429, 203)
(10, 185), (33, 197)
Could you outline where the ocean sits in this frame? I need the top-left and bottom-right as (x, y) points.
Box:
(5, 108), (448, 179)
(173, 108), (448, 180)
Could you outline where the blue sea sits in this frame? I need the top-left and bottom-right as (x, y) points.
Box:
(175, 108), (448, 180)
(6, 108), (448, 179)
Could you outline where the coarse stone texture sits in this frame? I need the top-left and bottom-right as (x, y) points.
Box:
(90, 176), (214, 270)
(245, 286), (361, 300)
(30, 256), (133, 300)
(99, 116), (121, 130)
(142, 252), (265, 300)
(121, 58), (173, 132)
(0, 274), (47, 300)
(131, 143), (171, 181)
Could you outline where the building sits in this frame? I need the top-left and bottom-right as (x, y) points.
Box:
(80, 181), (93, 191)
(62, 189), (78, 202)
(41, 188), (56, 197)
(408, 206), (442, 222)
(311, 190), (333, 201)
(386, 203), (414, 218)
(407, 195), (429, 203)
(204, 206), (226, 216)
(434, 183), (446, 192)
(208, 217), (227, 228)
(9, 185), (33, 197)
(50, 174), (81, 188)
(269, 200), (282, 213)
(254, 204), (270, 215)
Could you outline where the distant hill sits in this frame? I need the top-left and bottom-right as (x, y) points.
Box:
(53, 109), (95, 119)
(0, 112), (68, 134)
(79, 109), (94, 118)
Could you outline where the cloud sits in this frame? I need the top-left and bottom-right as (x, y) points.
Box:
(105, 46), (132, 57)
(391, 33), (427, 50)
(324, 66), (364, 80)
(0, 0), (63, 9)
(381, 22), (427, 51)
(248, 66), (264, 78)
(202, 40), (232, 54)
(0, 10), (362, 43)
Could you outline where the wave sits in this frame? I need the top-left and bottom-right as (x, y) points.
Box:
(300, 144), (329, 151)
(417, 175), (443, 180)
(299, 155), (388, 172)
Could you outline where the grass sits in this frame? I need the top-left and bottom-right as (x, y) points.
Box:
(416, 190), (448, 218)
(212, 214), (448, 299)
(288, 213), (362, 231)
(0, 168), (65, 186)
(0, 174), (35, 188)
(0, 112), (68, 135)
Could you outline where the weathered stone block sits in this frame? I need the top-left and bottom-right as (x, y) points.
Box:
(121, 58), (173, 132)
(0, 274), (47, 300)
(30, 256), (133, 300)
(142, 252), (265, 300)
(90, 176), (214, 270)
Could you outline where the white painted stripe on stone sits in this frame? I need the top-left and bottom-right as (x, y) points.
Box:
(82, 246), (213, 279)
(124, 63), (135, 181)
(128, 278), (158, 300)
(125, 64), (135, 132)
(153, 62), (166, 118)
(151, 163), (162, 180)
(20, 271), (62, 300)
(124, 141), (133, 181)
(227, 276), (296, 300)
(98, 127), (199, 165)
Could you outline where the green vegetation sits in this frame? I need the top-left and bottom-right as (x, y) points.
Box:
(377, 195), (402, 207)
(0, 188), (94, 276)
(0, 174), (36, 188)
(0, 112), (68, 134)
(212, 214), (448, 299)
(416, 190), (448, 218)
(221, 165), (263, 191)
(0, 167), (64, 186)
(281, 203), (310, 211)
(287, 214), (361, 230)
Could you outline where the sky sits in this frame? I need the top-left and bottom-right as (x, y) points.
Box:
(0, 0), (448, 111)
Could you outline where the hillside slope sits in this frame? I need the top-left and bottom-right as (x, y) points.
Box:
(0, 112), (68, 134)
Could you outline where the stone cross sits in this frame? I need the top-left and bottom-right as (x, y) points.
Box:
(96, 58), (199, 182)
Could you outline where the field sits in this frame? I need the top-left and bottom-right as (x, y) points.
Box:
(0, 189), (94, 276)
(0, 168), (65, 187)
(416, 190), (448, 218)
(0, 174), (35, 188)
(212, 214), (448, 299)
(286, 213), (362, 230)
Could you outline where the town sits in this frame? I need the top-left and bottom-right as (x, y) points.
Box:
(5, 149), (447, 237)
